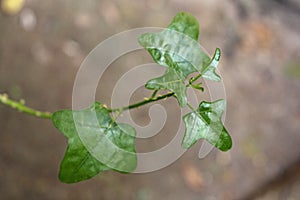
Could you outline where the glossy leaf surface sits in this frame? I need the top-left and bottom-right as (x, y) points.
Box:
(146, 54), (187, 106)
(182, 100), (232, 151)
(52, 102), (137, 183)
(138, 12), (221, 81)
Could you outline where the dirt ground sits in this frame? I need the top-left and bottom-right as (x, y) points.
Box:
(1, 0), (300, 199)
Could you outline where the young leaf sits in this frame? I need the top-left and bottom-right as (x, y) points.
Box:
(146, 54), (187, 107)
(52, 102), (137, 183)
(165, 11), (199, 41)
(182, 100), (232, 151)
(202, 48), (221, 81)
(138, 12), (221, 81)
(191, 83), (204, 92)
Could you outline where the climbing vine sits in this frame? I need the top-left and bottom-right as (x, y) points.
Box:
(0, 12), (232, 183)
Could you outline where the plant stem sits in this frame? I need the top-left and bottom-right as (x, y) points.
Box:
(189, 73), (202, 85)
(0, 93), (52, 119)
(1, 71), (202, 117)
(108, 71), (203, 113)
(150, 90), (158, 99)
(108, 92), (175, 112)
(187, 102), (197, 112)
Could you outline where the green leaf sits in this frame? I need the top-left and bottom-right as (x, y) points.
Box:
(138, 12), (221, 81)
(167, 11), (199, 41)
(191, 84), (204, 92)
(182, 100), (232, 151)
(146, 54), (187, 107)
(202, 48), (221, 81)
(52, 102), (137, 183)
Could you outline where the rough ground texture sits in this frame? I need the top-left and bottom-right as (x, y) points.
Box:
(0, 0), (300, 199)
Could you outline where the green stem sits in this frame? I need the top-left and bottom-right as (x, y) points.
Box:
(189, 73), (202, 85)
(108, 92), (174, 113)
(187, 102), (197, 112)
(0, 71), (202, 118)
(108, 71), (204, 113)
(0, 93), (52, 119)
(150, 90), (158, 99)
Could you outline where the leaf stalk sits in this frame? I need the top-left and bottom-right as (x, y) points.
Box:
(108, 92), (175, 113)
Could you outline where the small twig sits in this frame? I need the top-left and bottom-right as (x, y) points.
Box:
(187, 102), (197, 112)
(0, 93), (52, 119)
(188, 73), (202, 85)
(108, 92), (175, 113)
(150, 90), (159, 99)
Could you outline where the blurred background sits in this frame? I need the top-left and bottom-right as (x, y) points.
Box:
(1, 0), (300, 199)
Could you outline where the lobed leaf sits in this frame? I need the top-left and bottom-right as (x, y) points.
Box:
(182, 100), (232, 151)
(202, 48), (221, 81)
(138, 12), (221, 81)
(52, 102), (137, 183)
(146, 54), (187, 107)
